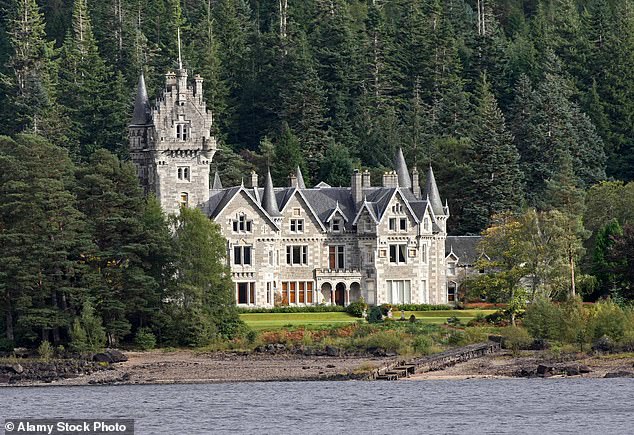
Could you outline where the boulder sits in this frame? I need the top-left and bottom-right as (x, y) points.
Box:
(0, 363), (24, 374)
(105, 349), (128, 363)
(578, 365), (592, 374)
(537, 364), (553, 377)
(325, 346), (339, 357)
(0, 374), (10, 383)
(604, 371), (634, 378)
(93, 353), (113, 363)
(592, 336), (615, 353)
(93, 349), (128, 364)
(564, 365), (580, 376)
(531, 339), (550, 350)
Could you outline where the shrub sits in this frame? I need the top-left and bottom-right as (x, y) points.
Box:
(590, 300), (627, 341)
(394, 304), (453, 311)
(502, 327), (532, 354)
(236, 305), (346, 314)
(357, 330), (405, 353)
(484, 310), (508, 326)
(413, 335), (433, 355)
(246, 329), (258, 345)
(0, 338), (15, 352)
(524, 298), (561, 340)
(367, 306), (383, 324)
(446, 316), (462, 326)
(346, 298), (367, 318)
(134, 328), (157, 350)
(38, 340), (53, 360)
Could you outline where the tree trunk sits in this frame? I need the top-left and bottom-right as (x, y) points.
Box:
(5, 306), (14, 342)
(570, 252), (576, 297)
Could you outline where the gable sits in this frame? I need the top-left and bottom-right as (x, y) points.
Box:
(212, 189), (278, 232)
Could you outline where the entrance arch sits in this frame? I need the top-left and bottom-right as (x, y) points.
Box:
(321, 282), (333, 305)
(334, 282), (346, 306)
(349, 282), (361, 303)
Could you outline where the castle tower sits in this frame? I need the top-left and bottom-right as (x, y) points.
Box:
(128, 33), (217, 215)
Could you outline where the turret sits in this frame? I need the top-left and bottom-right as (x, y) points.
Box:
(394, 148), (411, 189)
(424, 165), (444, 216)
(262, 169), (281, 216)
(295, 166), (306, 189)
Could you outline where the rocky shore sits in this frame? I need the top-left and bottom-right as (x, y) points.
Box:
(3, 348), (634, 386)
(408, 350), (634, 380)
(0, 350), (397, 387)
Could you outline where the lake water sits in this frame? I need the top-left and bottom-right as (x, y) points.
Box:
(1, 379), (633, 434)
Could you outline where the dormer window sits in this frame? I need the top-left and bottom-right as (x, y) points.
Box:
(447, 262), (456, 276)
(177, 166), (190, 181)
(232, 214), (253, 233)
(424, 217), (430, 231)
(176, 123), (189, 140)
(332, 219), (342, 232)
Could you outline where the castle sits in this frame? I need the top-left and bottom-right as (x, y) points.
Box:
(129, 60), (473, 307)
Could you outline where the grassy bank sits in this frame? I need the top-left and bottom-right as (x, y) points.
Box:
(240, 309), (497, 330)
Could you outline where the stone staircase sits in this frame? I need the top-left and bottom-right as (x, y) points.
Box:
(372, 340), (501, 381)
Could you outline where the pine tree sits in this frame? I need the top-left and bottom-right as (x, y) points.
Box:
(461, 75), (524, 233)
(271, 122), (307, 185)
(58, 0), (116, 157)
(318, 141), (354, 187)
(75, 149), (155, 345)
(3, 0), (62, 141)
(0, 135), (91, 344)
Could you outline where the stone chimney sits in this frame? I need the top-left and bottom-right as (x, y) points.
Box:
(250, 170), (259, 188)
(362, 170), (371, 188)
(351, 169), (362, 205)
(288, 173), (298, 187)
(382, 171), (399, 188)
(412, 167), (421, 199)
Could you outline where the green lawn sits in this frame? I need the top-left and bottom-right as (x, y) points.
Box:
(240, 309), (497, 330)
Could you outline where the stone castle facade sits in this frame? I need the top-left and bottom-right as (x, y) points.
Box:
(129, 63), (465, 307)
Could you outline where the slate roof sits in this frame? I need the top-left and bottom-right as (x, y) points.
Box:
(445, 236), (484, 265)
(131, 73), (151, 125)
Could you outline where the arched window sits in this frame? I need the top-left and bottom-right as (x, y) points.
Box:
(180, 192), (189, 207)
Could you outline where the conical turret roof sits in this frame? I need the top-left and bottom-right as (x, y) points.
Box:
(424, 165), (444, 215)
(394, 148), (411, 188)
(212, 171), (222, 190)
(262, 169), (280, 216)
(131, 73), (151, 125)
(296, 166), (306, 189)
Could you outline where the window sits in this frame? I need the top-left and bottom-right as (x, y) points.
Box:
(292, 208), (301, 216)
(448, 283), (457, 303)
(388, 280), (411, 304)
(447, 262), (456, 276)
(424, 217), (430, 231)
(421, 244), (427, 263)
(266, 282), (273, 304)
(290, 219), (304, 233)
(176, 123), (189, 140)
(421, 280), (428, 304)
(233, 246), (252, 265)
(179, 192), (189, 207)
(389, 218), (396, 231)
(364, 219), (373, 233)
(232, 214), (252, 233)
(177, 166), (190, 181)
(332, 219), (342, 232)
(389, 244), (407, 264)
(329, 246), (345, 269)
(237, 282), (256, 305)
(400, 218), (407, 231)
(286, 245), (308, 265)
(281, 281), (314, 305)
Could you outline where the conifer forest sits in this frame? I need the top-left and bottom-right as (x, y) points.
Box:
(0, 0), (633, 349)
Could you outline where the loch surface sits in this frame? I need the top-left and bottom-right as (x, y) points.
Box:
(2, 379), (633, 434)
